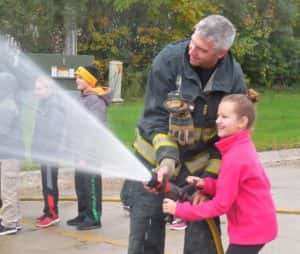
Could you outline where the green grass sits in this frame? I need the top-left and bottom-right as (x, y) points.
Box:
(22, 90), (300, 170)
(108, 99), (144, 148)
(253, 90), (300, 150)
(108, 90), (300, 152)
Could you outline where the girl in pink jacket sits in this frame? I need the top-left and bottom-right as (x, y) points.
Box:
(163, 92), (278, 254)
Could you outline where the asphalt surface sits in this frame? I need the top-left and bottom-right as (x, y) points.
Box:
(0, 148), (300, 254)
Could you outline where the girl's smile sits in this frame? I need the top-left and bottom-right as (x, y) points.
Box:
(216, 101), (248, 138)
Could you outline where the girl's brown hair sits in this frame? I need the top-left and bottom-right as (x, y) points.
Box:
(221, 88), (259, 129)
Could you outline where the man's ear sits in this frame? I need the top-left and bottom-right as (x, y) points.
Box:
(216, 49), (228, 60)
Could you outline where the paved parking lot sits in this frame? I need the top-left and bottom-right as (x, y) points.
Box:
(0, 150), (300, 254)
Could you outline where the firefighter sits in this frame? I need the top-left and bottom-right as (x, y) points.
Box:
(121, 15), (247, 254)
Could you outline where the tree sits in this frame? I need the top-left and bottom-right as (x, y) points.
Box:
(0, 0), (89, 54)
(0, 0), (298, 93)
(77, 0), (222, 93)
(224, 0), (299, 87)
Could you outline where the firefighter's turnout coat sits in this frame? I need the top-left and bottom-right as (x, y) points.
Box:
(135, 39), (247, 183)
(126, 39), (247, 254)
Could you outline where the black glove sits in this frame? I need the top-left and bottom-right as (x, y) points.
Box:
(164, 90), (195, 146)
(169, 111), (194, 145)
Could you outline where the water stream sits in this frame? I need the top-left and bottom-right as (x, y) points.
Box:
(0, 36), (151, 182)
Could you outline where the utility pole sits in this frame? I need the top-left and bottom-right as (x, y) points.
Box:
(64, 1), (78, 56)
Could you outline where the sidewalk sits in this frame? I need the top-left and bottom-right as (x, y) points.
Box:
(258, 148), (300, 166)
(1, 148), (299, 254)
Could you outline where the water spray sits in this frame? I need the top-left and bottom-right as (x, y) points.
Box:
(0, 35), (151, 182)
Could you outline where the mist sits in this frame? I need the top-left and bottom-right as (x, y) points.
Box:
(0, 35), (151, 182)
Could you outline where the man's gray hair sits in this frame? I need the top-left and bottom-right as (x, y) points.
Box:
(194, 15), (236, 50)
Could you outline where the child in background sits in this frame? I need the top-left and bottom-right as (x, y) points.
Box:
(0, 72), (24, 235)
(66, 65), (111, 230)
(32, 76), (65, 228)
(163, 92), (278, 254)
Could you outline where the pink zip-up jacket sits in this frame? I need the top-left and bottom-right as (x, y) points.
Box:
(175, 130), (278, 244)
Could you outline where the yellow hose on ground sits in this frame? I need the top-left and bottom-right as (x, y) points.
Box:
(206, 218), (224, 254)
(20, 196), (120, 202)
(20, 196), (300, 215)
(276, 209), (300, 215)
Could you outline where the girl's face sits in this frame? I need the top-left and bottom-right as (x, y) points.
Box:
(35, 80), (51, 99)
(216, 101), (248, 138)
(76, 75), (90, 91)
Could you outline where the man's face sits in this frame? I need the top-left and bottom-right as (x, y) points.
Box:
(188, 33), (226, 68)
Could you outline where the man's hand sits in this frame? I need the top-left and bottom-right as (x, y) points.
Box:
(144, 158), (175, 193)
(162, 198), (177, 215)
(157, 158), (176, 181)
(144, 171), (166, 193)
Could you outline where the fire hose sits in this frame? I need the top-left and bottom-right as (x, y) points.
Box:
(146, 173), (224, 254)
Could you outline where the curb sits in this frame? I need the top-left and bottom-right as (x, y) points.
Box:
(258, 148), (300, 166)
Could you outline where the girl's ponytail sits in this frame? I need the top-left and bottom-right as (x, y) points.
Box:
(247, 88), (259, 103)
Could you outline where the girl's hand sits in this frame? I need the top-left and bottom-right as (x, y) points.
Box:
(162, 198), (177, 215)
(192, 191), (208, 205)
(78, 160), (87, 168)
(186, 176), (204, 188)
